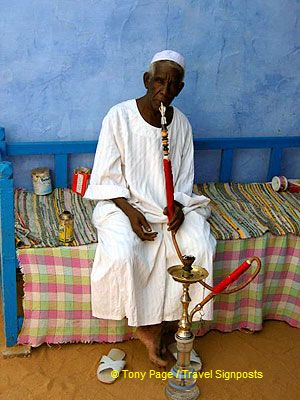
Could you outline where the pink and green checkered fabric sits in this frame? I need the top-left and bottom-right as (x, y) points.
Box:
(18, 234), (300, 346)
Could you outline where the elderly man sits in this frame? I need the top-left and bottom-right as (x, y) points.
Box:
(84, 50), (216, 367)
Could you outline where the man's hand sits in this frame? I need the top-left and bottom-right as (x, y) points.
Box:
(112, 197), (157, 241)
(163, 201), (184, 233)
(127, 207), (158, 241)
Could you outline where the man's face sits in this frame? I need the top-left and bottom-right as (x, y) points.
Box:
(144, 62), (184, 111)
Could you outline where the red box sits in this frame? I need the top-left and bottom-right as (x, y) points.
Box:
(72, 168), (91, 196)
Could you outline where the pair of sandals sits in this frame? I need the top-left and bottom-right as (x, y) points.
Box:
(97, 344), (202, 384)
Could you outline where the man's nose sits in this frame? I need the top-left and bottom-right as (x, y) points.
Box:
(161, 82), (170, 96)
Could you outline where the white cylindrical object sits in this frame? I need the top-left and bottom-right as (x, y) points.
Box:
(271, 176), (288, 192)
(31, 168), (52, 195)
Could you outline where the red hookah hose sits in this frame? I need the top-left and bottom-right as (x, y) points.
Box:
(198, 256), (261, 295)
(163, 158), (175, 220)
(213, 259), (253, 294)
(190, 257), (261, 321)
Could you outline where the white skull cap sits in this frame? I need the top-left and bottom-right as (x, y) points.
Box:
(150, 50), (185, 70)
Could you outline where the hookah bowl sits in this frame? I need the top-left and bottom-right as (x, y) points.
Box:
(165, 256), (209, 400)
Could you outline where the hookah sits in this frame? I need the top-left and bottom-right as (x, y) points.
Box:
(159, 103), (262, 400)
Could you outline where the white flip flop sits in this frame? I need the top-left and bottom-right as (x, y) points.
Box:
(168, 342), (202, 371)
(97, 348), (126, 384)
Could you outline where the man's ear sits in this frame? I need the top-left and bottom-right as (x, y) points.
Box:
(176, 81), (184, 97)
(143, 72), (150, 89)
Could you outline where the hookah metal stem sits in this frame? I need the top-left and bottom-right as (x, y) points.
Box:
(159, 102), (185, 265)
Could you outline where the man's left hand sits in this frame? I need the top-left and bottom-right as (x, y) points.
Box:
(163, 201), (184, 233)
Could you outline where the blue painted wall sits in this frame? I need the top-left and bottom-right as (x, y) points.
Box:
(0, 0), (299, 187)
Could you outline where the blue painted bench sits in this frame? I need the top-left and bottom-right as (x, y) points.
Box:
(1, 126), (300, 347)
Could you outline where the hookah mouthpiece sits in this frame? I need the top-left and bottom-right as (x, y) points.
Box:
(159, 102), (167, 126)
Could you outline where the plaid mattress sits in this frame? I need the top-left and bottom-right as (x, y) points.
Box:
(18, 234), (300, 346)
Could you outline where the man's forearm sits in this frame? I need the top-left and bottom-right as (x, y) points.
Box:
(113, 198), (183, 214)
(174, 200), (183, 209)
(112, 197), (135, 216)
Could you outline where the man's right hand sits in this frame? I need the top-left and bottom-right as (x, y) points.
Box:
(112, 197), (157, 241)
(127, 207), (158, 241)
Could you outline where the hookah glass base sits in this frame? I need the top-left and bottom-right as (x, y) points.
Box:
(165, 336), (200, 400)
(165, 384), (199, 400)
(165, 371), (200, 400)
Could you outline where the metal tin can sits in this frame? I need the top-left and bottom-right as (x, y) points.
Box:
(31, 168), (52, 195)
(58, 211), (74, 244)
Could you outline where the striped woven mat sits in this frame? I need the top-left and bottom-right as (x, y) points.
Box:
(14, 188), (97, 248)
(195, 182), (300, 239)
(14, 183), (300, 247)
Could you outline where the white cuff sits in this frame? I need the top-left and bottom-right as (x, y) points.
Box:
(84, 184), (130, 200)
(174, 192), (210, 208)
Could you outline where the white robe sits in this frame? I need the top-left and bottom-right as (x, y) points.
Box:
(84, 99), (216, 326)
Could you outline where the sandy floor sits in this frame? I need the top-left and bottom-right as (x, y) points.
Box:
(0, 316), (299, 400)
